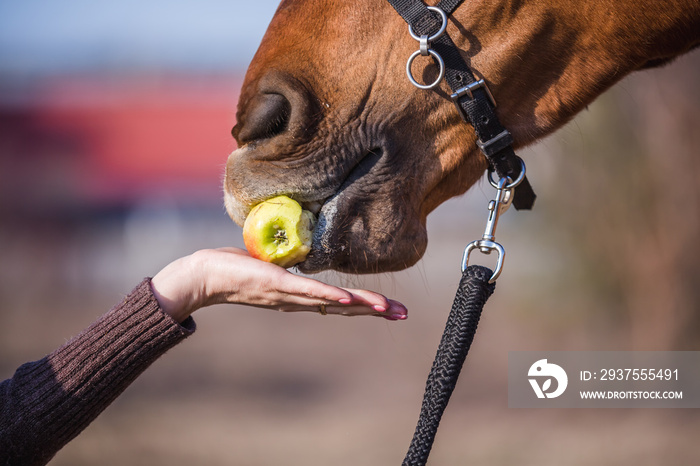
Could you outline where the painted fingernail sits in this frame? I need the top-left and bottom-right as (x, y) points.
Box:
(338, 298), (352, 305)
(373, 305), (387, 313)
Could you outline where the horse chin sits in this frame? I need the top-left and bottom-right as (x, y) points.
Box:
(297, 187), (427, 274)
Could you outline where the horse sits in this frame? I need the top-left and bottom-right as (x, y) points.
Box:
(223, 0), (700, 274)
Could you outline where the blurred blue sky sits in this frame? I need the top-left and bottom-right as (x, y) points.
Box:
(0, 0), (281, 74)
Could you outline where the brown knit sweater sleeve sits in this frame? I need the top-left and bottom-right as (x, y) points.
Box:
(0, 278), (196, 465)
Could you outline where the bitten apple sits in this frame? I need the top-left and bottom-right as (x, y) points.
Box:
(242, 195), (315, 268)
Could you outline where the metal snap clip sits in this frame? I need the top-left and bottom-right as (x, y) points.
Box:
(462, 176), (515, 283)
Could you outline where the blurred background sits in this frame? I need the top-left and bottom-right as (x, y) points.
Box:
(1, 1), (699, 465)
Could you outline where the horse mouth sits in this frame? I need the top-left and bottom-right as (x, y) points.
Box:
(298, 148), (385, 273)
(300, 199), (325, 216)
(226, 143), (424, 274)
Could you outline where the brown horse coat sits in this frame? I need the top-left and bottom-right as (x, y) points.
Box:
(225, 0), (700, 273)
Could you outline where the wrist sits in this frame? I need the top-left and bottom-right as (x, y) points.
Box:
(151, 252), (207, 323)
(149, 279), (187, 323)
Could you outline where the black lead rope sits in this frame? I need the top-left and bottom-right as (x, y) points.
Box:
(402, 265), (495, 466)
(385, 1), (534, 464)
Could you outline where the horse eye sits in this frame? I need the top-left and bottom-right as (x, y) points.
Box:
(234, 93), (291, 143)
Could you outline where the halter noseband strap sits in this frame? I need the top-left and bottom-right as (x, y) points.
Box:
(387, 0), (536, 211)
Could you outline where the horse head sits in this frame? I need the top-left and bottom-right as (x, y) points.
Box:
(224, 0), (700, 274)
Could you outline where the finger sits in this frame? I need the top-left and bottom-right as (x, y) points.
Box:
(348, 299), (408, 320)
(324, 304), (382, 317)
(340, 288), (391, 313)
(316, 301), (407, 320)
(271, 282), (405, 319)
(276, 273), (354, 304)
(249, 297), (408, 322)
(272, 304), (389, 318)
(382, 299), (408, 320)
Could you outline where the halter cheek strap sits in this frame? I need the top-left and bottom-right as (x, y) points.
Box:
(387, 0), (536, 211)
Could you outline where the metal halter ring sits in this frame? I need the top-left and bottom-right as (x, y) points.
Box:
(407, 6), (448, 42)
(405, 6), (448, 90)
(488, 156), (527, 189)
(406, 49), (445, 90)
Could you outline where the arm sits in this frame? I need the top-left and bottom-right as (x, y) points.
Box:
(0, 279), (193, 466)
(0, 248), (406, 465)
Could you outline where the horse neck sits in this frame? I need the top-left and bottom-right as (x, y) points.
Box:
(452, 0), (700, 70)
(608, 0), (700, 66)
(444, 0), (700, 145)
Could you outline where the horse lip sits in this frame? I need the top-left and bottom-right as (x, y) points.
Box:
(298, 195), (340, 273)
(298, 147), (384, 273)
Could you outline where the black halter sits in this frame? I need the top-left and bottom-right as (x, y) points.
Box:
(388, 0), (536, 210)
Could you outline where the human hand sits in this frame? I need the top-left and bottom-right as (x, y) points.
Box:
(150, 248), (408, 323)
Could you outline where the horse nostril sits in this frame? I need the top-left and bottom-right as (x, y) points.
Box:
(233, 93), (291, 143)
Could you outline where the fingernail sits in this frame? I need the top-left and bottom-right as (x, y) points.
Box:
(338, 298), (352, 305)
(373, 305), (387, 313)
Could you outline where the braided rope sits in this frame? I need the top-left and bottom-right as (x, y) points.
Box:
(402, 265), (496, 466)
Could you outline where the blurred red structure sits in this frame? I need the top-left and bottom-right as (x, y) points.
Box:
(0, 75), (240, 215)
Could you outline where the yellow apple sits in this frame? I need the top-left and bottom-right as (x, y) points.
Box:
(242, 195), (315, 268)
